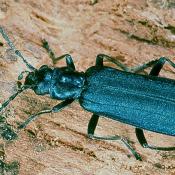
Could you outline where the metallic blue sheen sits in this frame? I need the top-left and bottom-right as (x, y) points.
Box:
(79, 66), (175, 136)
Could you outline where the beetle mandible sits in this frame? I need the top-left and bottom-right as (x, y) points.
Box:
(0, 27), (175, 161)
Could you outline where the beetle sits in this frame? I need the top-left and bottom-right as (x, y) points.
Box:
(0, 27), (175, 161)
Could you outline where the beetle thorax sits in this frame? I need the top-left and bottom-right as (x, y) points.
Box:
(49, 68), (85, 100)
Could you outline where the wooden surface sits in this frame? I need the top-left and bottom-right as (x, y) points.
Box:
(0, 0), (175, 174)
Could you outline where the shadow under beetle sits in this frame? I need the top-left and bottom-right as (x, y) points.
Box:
(0, 27), (175, 161)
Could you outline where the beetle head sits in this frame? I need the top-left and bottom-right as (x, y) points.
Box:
(21, 65), (52, 89)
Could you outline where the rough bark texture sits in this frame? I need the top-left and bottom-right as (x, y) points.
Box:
(0, 0), (175, 174)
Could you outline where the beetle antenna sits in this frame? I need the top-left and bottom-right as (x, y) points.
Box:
(18, 71), (30, 80)
(0, 86), (29, 112)
(0, 27), (36, 71)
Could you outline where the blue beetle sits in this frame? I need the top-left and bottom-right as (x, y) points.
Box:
(0, 27), (175, 160)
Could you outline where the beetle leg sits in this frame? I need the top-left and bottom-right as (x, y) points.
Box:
(135, 128), (175, 151)
(95, 54), (159, 73)
(88, 114), (142, 160)
(131, 57), (175, 73)
(95, 54), (130, 71)
(149, 57), (175, 75)
(18, 99), (74, 129)
(42, 39), (75, 71)
(96, 54), (175, 74)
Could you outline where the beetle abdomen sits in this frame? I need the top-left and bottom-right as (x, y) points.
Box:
(80, 66), (175, 136)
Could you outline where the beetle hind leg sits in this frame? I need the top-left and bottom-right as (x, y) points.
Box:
(131, 57), (175, 73)
(136, 128), (175, 151)
(88, 114), (142, 160)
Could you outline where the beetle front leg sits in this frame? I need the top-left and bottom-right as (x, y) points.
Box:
(88, 114), (142, 160)
(42, 39), (75, 71)
(18, 99), (74, 129)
